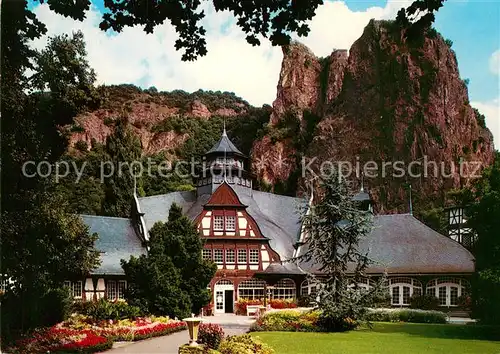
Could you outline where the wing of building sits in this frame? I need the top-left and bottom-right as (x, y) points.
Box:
(71, 128), (474, 313)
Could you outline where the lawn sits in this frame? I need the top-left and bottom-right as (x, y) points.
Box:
(251, 322), (500, 354)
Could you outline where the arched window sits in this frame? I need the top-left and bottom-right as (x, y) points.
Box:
(300, 279), (319, 297)
(389, 277), (422, 306)
(426, 277), (469, 307)
(347, 278), (376, 291)
(238, 279), (266, 300)
(272, 278), (296, 300)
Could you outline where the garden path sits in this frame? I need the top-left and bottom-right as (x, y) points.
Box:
(103, 314), (254, 354)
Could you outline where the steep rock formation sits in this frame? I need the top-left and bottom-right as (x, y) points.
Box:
(67, 87), (249, 155)
(252, 20), (495, 213)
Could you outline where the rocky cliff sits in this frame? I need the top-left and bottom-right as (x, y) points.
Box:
(252, 20), (495, 213)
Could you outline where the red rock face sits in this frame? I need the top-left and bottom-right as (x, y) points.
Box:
(252, 20), (495, 212)
(67, 92), (245, 156)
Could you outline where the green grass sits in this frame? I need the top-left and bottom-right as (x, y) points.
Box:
(251, 322), (500, 354)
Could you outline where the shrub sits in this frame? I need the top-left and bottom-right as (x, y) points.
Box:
(218, 334), (274, 354)
(363, 308), (447, 324)
(250, 309), (320, 332)
(269, 299), (297, 309)
(409, 294), (440, 310)
(75, 140), (88, 151)
(72, 299), (143, 321)
(199, 323), (224, 350)
(178, 344), (219, 353)
(317, 312), (358, 332)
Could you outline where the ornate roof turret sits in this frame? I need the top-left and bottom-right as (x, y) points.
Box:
(206, 127), (245, 157)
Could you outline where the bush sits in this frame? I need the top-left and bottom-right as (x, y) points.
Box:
(75, 140), (88, 151)
(317, 312), (358, 332)
(409, 294), (440, 310)
(363, 308), (447, 324)
(250, 309), (320, 332)
(178, 344), (219, 353)
(218, 334), (274, 354)
(72, 299), (143, 321)
(199, 323), (225, 350)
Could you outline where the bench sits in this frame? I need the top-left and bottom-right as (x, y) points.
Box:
(246, 305), (261, 317)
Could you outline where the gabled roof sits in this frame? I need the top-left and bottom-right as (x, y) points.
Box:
(81, 215), (146, 275)
(206, 129), (245, 156)
(205, 182), (246, 207)
(298, 214), (475, 275)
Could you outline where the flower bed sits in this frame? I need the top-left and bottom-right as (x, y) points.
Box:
(235, 299), (297, 315)
(8, 327), (112, 354)
(5, 315), (186, 353)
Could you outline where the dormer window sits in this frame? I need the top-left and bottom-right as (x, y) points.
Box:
(214, 216), (224, 230)
(225, 216), (236, 231)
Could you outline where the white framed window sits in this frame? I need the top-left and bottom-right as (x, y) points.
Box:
(106, 280), (117, 300)
(249, 249), (259, 264)
(213, 216), (224, 230)
(390, 277), (422, 306)
(426, 277), (469, 307)
(348, 278), (376, 291)
(226, 249), (235, 263)
(118, 280), (127, 299)
(300, 279), (318, 297)
(202, 249), (212, 260)
(214, 249), (224, 264)
(238, 279), (266, 300)
(225, 216), (236, 230)
(272, 278), (296, 300)
(237, 249), (247, 264)
(64, 280), (83, 299)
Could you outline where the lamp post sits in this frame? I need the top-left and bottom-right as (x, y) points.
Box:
(183, 315), (203, 346)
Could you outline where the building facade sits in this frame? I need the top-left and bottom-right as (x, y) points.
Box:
(74, 129), (475, 314)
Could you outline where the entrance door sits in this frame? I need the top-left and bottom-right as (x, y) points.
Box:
(224, 290), (234, 313)
(214, 280), (234, 314)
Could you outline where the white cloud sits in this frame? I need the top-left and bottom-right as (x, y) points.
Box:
(30, 1), (414, 106)
(471, 99), (500, 147)
(490, 50), (500, 75)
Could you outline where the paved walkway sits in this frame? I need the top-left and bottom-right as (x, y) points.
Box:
(104, 314), (254, 354)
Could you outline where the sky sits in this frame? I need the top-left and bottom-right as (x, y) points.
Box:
(30, 0), (499, 144)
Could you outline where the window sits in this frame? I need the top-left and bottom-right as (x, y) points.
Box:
(118, 280), (126, 300)
(225, 216), (236, 231)
(238, 249), (247, 264)
(300, 280), (318, 297)
(272, 278), (296, 300)
(249, 249), (259, 264)
(213, 216), (224, 230)
(238, 279), (266, 300)
(226, 249), (235, 263)
(389, 277), (422, 306)
(202, 249), (212, 260)
(64, 280), (83, 299)
(107, 281), (117, 300)
(426, 277), (469, 307)
(214, 249), (224, 264)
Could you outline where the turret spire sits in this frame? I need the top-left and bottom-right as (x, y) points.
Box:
(222, 118), (227, 137)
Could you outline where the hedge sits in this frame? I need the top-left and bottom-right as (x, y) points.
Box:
(363, 308), (447, 324)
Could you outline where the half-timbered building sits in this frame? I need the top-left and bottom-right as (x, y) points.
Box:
(74, 128), (475, 314)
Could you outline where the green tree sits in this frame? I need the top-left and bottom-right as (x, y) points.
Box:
(1, 21), (101, 342)
(295, 172), (379, 331)
(468, 153), (500, 324)
(121, 204), (216, 317)
(102, 118), (142, 217)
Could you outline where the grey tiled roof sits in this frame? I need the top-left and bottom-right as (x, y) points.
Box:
(206, 130), (244, 156)
(248, 190), (307, 260)
(298, 214), (475, 275)
(81, 215), (146, 275)
(138, 191), (197, 230)
(256, 262), (305, 276)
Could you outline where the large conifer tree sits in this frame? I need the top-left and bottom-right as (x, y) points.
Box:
(295, 171), (377, 331)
